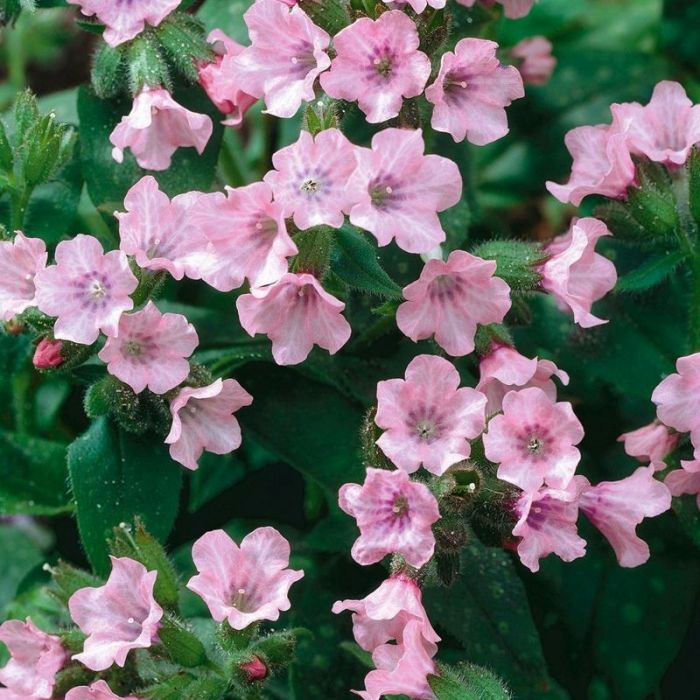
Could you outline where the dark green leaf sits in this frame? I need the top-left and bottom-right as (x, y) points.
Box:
(615, 249), (686, 292)
(67, 418), (183, 575)
(0, 525), (43, 617)
(0, 431), (71, 516)
(331, 225), (403, 299)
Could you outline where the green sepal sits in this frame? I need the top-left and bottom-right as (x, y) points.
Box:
(0, 120), (14, 173)
(159, 614), (209, 668)
(48, 559), (103, 605)
(688, 146), (700, 230)
(156, 13), (214, 83)
(429, 662), (512, 700)
(128, 33), (172, 94)
(625, 158), (680, 239)
(92, 43), (126, 99)
(471, 239), (546, 291)
(297, 0), (350, 35)
(291, 225), (333, 277)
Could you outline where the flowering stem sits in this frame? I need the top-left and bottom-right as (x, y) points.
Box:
(10, 186), (31, 232)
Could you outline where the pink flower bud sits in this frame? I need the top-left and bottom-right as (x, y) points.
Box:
(241, 655), (268, 682)
(33, 338), (64, 369)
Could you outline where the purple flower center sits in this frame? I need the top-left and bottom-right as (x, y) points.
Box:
(121, 333), (158, 363)
(392, 494), (410, 517)
(443, 70), (471, 104)
(369, 174), (401, 209)
(367, 45), (396, 80)
(289, 42), (317, 77)
(407, 404), (445, 443)
(74, 272), (112, 311)
(429, 274), (462, 301)
(519, 422), (550, 461)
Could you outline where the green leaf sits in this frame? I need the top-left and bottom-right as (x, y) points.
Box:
(197, 0), (254, 44)
(0, 431), (71, 516)
(615, 249), (687, 292)
(77, 85), (224, 208)
(429, 663), (512, 700)
(67, 418), (183, 575)
(331, 225), (403, 299)
(0, 525), (43, 617)
(423, 538), (567, 700)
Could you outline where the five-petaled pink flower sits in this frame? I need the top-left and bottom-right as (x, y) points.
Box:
(612, 81), (700, 166)
(34, 234), (138, 346)
(0, 618), (66, 699)
(339, 468), (440, 568)
(357, 620), (437, 700)
(396, 250), (512, 356)
(375, 354), (487, 476)
(425, 38), (524, 145)
(0, 233), (47, 321)
(665, 459), (700, 509)
(66, 0), (180, 47)
(320, 12), (431, 124)
(476, 343), (569, 414)
(190, 182), (297, 291)
(110, 87), (213, 171)
(233, 0), (330, 118)
(390, 0), (445, 13)
(166, 378), (253, 471)
(483, 386), (584, 492)
(510, 36), (556, 86)
(618, 421), (679, 471)
(512, 478), (587, 573)
(199, 29), (257, 127)
(347, 128), (462, 254)
(652, 352), (700, 455)
(578, 466), (671, 567)
(65, 680), (140, 700)
(332, 574), (440, 655)
(187, 527), (304, 629)
(98, 301), (198, 395)
(236, 273), (351, 365)
(117, 176), (214, 283)
(546, 114), (636, 205)
(69, 556), (163, 672)
(540, 217), (617, 328)
(263, 128), (358, 230)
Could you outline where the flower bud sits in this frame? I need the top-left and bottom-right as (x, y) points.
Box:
(33, 337), (64, 369)
(241, 655), (268, 682)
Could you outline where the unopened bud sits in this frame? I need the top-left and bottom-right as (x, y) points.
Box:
(241, 655), (268, 682)
(33, 338), (64, 369)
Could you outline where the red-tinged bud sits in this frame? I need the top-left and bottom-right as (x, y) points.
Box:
(33, 338), (64, 369)
(4, 318), (24, 336)
(241, 655), (268, 682)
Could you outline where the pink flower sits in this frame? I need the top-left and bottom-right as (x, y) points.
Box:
(665, 459), (700, 509)
(189, 183), (296, 291)
(483, 387), (584, 492)
(98, 301), (198, 395)
(233, 0), (330, 118)
(510, 37), (556, 86)
(512, 478), (587, 573)
(347, 128), (462, 254)
(546, 116), (636, 205)
(389, 0), (445, 12)
(65, 680), (140, 700)
(199, 30), (257, 127)
(425, 38), (524, 145)
(33, 338), (64, 370)
(0, 618), (65, 699)
(263, 129), (358, 230)
(652, 353), (700, 452)
(456, 0), (534, 17)
(618, 421), (679, 471)
(110, 87), (213, 171)
(332, 574), (439, 655)
(339, 468), (440, 568)
(69, 556), (163, 672)
(579, 466), (671, 567)
(540, 217), (617, 328)
(375, 354), (487, 476)
(166, 378), (253, 471)
(34, 234), (137, 345)
(0, 233), (47, 321)
(396, 250), (511, 356)
(236, 273), (351, 365)
(117, 176), (215, 282)
(187, 527), (304, 629)
(357, 621), (437, 700)
(612, 81), (700, 166)
(476, 344), (569, 414)
(66, 0), (179, 47)
(319, 12), (430, 124)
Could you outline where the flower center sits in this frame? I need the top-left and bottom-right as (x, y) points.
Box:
(124, 340), (142, 357)
(415, 419), (437, 440)
(527, 437), (544, 454)
(520, 423), (551, 461)
(231, 587), (249, 610)
(392, 494), (409, 517)
(89, 279), (107, 299)
(301, 178), (320, 194)
(373, 55), (393, 78)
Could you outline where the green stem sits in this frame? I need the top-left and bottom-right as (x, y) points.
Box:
(12, 368), (32, 436)
(10, 186), (31, 232)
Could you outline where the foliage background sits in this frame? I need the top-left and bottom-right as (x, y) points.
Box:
(1, 0), (699, 698)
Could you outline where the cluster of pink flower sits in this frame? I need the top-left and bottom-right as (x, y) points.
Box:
(547, 80), (700, 205)
(0, 527), (302, 699)
(62, 0), (558, 172)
